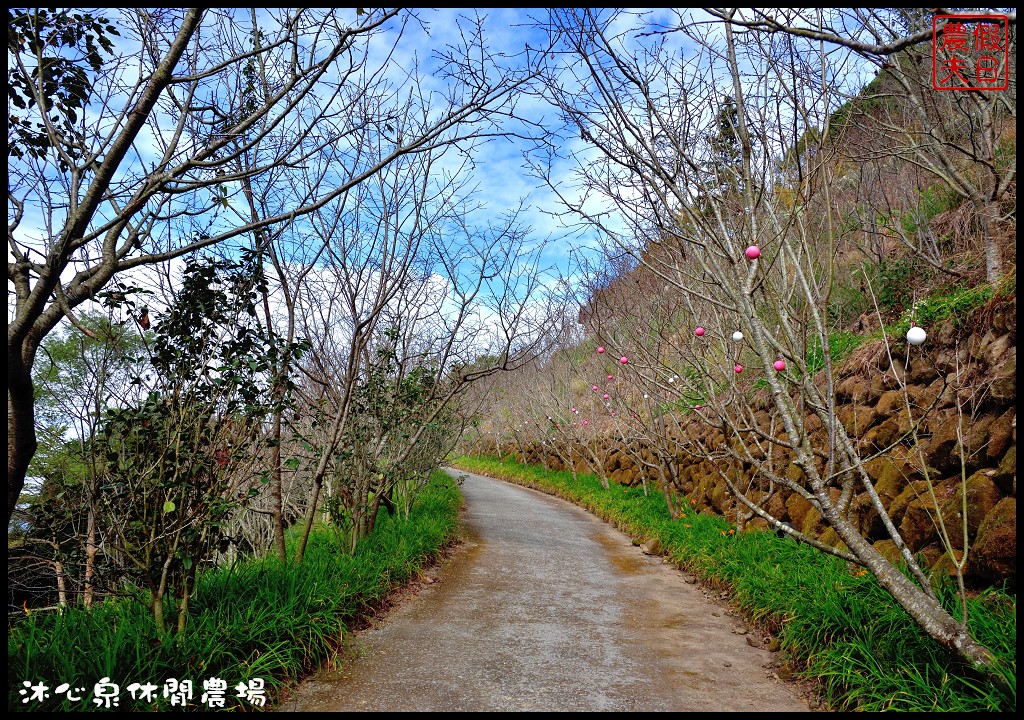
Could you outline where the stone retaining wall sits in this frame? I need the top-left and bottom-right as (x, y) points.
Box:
(495, 297), (1016, 590)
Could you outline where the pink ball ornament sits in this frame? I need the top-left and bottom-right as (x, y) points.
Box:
(695, 403), (703, 410)
(597, 346), (605, 354)
(745, 245), (761, 260)
(619, 356), (628, 364)
(571, 407), (577, 413)
(608, 374), (614, 380)
(592, 385), (599, 392)
(582, 419), (589, 426)
(695, 326), (705, 337)
(603, 393), (610, 400)
(734, 364), (744, 373)
(611, 411), (617, 417)
(773, 359), (786, 371)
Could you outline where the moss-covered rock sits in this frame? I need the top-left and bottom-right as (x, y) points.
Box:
(872, 539), (901, 567)
(875, 389), (907, 418)
(937, 470), (1002, 550)
(837, 375), (880, 404)
(986, 408), (1015, 462)
(987, 348), (1016, 405)
(922, 409), (963, 475)
(786, 492), (814, 531)
(838, 404), (878, 435)
(994, 446), (1015, 494)
(861, 417), (901, 453)
(972, 497), (1016, 588)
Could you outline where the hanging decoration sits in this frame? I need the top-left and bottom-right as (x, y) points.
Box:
(907, 325), (927, 346)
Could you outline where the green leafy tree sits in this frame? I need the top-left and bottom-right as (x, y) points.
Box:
(7, 8), (118, 168)
(9, 312), (147, 610)
(97, 253), (304, 633)
(325, 327), (459, 553)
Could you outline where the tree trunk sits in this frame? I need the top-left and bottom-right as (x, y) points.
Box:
(270, 406), (287, 563)
(294, 405), (348, 564)
(151, 592), (166, 636)
(54, 559), (68, 607)
(177, 572), (194, 634)
(974, 196), (1003, 283)
(7, 351), (37, 524)
(84, 502), (97, 608)
(818, 482), (1004, 681)
(295, 473), (324, 565)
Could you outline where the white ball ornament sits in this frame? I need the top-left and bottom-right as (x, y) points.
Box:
(732, 331), (743, 342)
(906, 325), (927, 346)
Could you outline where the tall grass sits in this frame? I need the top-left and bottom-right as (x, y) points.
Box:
(451, 455), (1016, 712)
(8, 470), (462, 712)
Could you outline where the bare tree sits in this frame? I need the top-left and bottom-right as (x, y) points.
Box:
(529, 7), (1006, 683)
(269, 131), (555, 560)
(8, 8), (548, 525)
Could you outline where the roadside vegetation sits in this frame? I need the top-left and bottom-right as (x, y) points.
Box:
(450, 455), (1016, 713)
(466, 8), (1016, 693)
(8, 471), (462, 712)
(7, 8), (1015, 713)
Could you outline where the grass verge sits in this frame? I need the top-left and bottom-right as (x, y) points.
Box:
(450, 454), (1016, 712)
(8, 469), (462, 712)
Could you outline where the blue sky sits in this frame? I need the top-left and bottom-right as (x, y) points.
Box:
(10, 8), (877, 331)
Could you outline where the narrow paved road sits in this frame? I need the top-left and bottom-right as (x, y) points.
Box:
(278, 469), (812, 712)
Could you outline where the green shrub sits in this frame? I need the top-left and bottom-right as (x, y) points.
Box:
(828, 271), (873, 327)
(8, 471), (462, 712)
(876, 257), (916, 311)
(901, 185), (957, 235)
(893, 283), (995, 341)
(805, 331), (870, 376)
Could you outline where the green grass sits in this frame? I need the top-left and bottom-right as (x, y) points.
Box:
(450, 455), (1016, 712)
(805, 330), (871, 376)
(893, 283), (995, 342)
(7, 470), (462, 712)
(751, 330), (870, 390)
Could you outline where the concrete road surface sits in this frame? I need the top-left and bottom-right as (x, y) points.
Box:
(278, 468), (813, 712)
